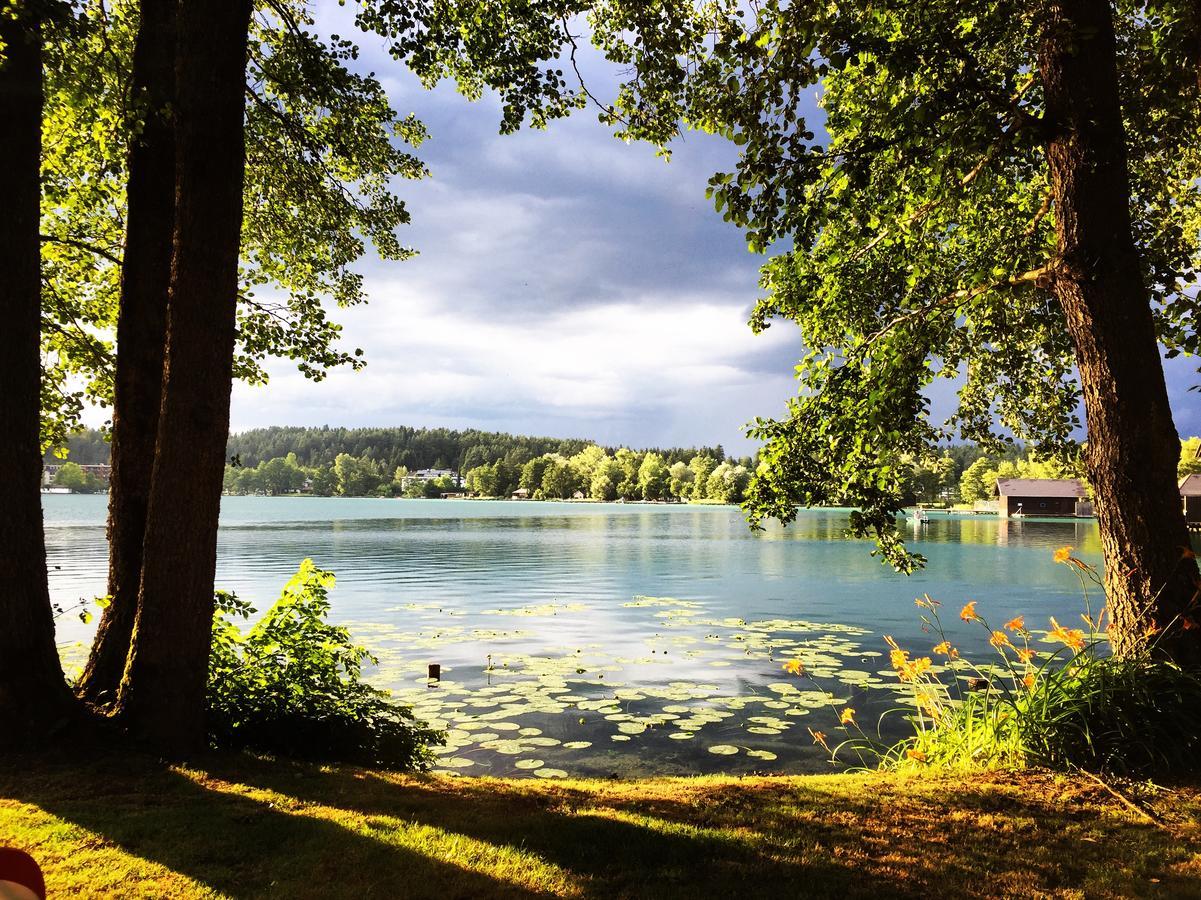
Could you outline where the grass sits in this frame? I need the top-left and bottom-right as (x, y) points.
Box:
(2, 753), (1201, 897)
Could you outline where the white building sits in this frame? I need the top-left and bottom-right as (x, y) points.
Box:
(400, 468), (462, 489)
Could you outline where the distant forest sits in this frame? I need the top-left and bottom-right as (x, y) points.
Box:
(48, 426), (736, 473)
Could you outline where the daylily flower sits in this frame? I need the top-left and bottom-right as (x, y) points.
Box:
(1004, 616), (1025, 632)
(989, 630), (1012, 649)
(1047, 616), (1086, 652)
(1022, 672), (1037, 690)
(932, 640), (959, 659)
(1017, 648), (1036, 663)
(960, 601), (979, 622)
(840, 708), (856, 726)
(1053, 546), (1073, 564)
(783, 659), (805, 676)
(809, 728), (830, 751)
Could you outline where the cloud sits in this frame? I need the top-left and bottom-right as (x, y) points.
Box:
(226, 10), (1201, 456)
(232, 292), (798, 453)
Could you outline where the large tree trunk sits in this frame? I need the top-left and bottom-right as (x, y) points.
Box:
(0, 10), (76, 743)
(78, 0), (178, 706)
(1039, 0), (1201, 663)
(115, 0), (252, 755)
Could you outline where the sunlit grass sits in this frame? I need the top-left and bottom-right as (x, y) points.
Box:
(2, 752), (1200, 897)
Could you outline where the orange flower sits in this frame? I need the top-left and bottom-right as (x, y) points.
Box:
(1053, 546), (1073, 564)
(906, 748), (928, 762)
(1047, 616), (1086, 652)
(1004, 616), (1025, 632)
(933, 640), (959, 659)
(1017, 648), (1036, 663)
(840, 707), (856, 726)
(783, 659), (805, 676)
(1022, 672), (1037, 690)
(989, 630), (1012, 649)
(960, 601), (979, 622)
(809, 728), (830, 751)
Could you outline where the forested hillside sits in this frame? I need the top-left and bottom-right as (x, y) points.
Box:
(48, 426), (732, 474)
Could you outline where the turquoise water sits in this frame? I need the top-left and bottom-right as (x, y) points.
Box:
(45, 494), (1104, 777)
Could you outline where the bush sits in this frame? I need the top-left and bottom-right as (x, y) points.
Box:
(789, 547), (1201, 776)
(207, 559), (443, 768)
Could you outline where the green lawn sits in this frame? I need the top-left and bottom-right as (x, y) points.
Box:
(2, 753), (1199, 898)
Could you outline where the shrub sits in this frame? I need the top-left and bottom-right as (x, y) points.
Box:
(786, 547), (1201, 775)
(207, 559), (443, 768)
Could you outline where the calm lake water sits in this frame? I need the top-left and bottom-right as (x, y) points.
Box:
(46, 494), (1106, 777)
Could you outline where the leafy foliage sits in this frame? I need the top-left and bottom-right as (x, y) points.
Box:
(38, 0), (426, 450)
(208, 560), (443, 768)
(579, 0), (1201, 568)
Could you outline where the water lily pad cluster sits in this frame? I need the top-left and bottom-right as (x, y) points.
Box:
(347, 595), (911, 777)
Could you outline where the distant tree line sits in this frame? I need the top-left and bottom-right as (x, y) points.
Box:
(49, 427), (1201, 506)
(222, 425), (731, 476)
(464, 446), (754, 503)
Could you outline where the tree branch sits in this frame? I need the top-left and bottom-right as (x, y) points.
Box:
(40, 233), (123, 266)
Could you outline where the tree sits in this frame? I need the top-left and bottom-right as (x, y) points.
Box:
(1182, 438), (1201, 477)
(637, 452), (669, 500)
(960, 459), (997, 504)
(309, 465), (336, 496)
(668, 461), (693, 500)
(521, 455), (552, 492)
(615, 448), (641, 499)
(541, 457), (580, 499)
(590, 0), (1201, 659)
(0, 3), (76, 740)
(590, 457), (622, 501)
(910, 455), (956, 505)
(688, 455), (717, 501)
(568, 444), (608, 485)
(705, 462), (751, 504)
(115, 0), (255, 752)
(77, 0), (176, 704)
(53, 461), (100, 493)
(334, 453), (382, 496)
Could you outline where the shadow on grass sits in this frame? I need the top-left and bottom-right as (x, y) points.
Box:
(208, 756), (1201, 898)
(4, 753), (1195, 898)
(2, 754), (554, 898)
(1, 752), (903, 899)
(201, 755), (901, 896)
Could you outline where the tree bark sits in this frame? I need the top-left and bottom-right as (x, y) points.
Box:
(115, 0), (252, 755)
(78, 0), (177, 706)
(1039, 0), (1201, 662)
(0, 9), (76, 743)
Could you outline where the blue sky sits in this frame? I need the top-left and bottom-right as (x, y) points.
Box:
(227, 8), (1200, 455)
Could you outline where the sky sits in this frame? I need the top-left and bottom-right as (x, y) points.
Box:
(225, 7), (1200, 455)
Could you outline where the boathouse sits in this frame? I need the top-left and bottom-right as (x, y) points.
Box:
(1181, 474), (1201, 524)
(994, 478), (1089, 517)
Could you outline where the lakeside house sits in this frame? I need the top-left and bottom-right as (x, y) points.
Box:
(995, 478), (1089, 518)
(399, 467), (462, 490)
(511, 487), (531, 499)
(42, 463), (112, 488)
(1181, 474), (1201, 524)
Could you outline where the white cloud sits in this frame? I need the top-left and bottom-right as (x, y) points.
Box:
(231, 289), (798, 453)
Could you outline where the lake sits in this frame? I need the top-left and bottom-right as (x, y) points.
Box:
(45, 494), (1105, 778)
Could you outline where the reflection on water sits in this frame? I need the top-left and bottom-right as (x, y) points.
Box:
(46, 495), (1106, 776)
